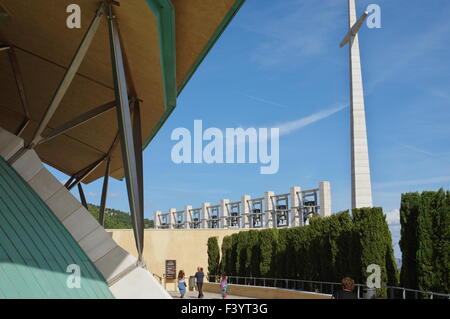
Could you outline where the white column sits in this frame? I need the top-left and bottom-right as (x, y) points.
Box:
(264, 191), (274, 228)
(220, 199), (229, 229)
(202, 202), (210, 229)
(348, 0), (373, 209)
(241, 195), (251, 228)
(290, 186), (301, 227)
(168, 208), (176, 229)
(184, 205), (192, 229)
(319, 181), (332, 217)
(154, 210), (161, 229)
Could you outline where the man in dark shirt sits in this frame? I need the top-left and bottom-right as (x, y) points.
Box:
(332, 277), (357, 299)
(194, 267), (205, 298)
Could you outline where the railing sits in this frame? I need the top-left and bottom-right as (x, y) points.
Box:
(208, 275), (450, 299)
(152, 273), (163, 284)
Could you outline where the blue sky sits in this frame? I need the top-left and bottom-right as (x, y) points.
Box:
(48, 0), (450, 258)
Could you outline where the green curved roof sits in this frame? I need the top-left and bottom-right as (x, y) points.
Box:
(0, 156), (113, 298)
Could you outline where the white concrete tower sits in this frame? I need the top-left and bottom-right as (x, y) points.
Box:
(290, 186), (301, 227)
(202, 202), (210, 229)
(154, 210), (161, 229)
(168, 208), (176, 229)
(340, 0), (373, 209)
(241, 195), (251, 228)
(220, 199), (229, 229)
(264, 191), (274, 228)
(319, 181), (332, 217)
(184, 205), (192, 229)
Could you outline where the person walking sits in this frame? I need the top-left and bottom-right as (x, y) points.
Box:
(332, 277), (358, 299)
(220, 273), (228, 299)
(177, 270), (187, 298)
(194, 267), (205, 298)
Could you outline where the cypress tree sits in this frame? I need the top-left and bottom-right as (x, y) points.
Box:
(220, 235), (232, 274)
(400, 189), (450, 295)
(246, 230), (260, 277)
(207, 237), (220, 278)
(399, 192), (420, 290)
(353, 207), (398, 297)
(259, 228), (278, 277)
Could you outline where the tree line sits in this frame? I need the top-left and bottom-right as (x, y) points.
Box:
(86, 203), (154, 229)
(208, 207), (398, 297)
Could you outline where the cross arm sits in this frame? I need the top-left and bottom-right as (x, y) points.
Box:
(339, 11), (369, 48)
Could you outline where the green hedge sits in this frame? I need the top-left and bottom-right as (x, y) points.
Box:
(207, 237), (220, 278)
(400, 189), (450, 295)
(210, 208), (398, 290)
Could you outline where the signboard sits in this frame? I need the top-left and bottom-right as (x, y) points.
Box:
(165, 260), (176, 279)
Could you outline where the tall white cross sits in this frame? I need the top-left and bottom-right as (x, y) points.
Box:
(340, 0), (373, 209)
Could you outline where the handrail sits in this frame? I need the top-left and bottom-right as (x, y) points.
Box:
(208, 275), (450, 299)
(152, 273), (163, 284)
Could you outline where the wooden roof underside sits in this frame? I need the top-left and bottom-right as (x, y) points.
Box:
(0, 0), (243, 183)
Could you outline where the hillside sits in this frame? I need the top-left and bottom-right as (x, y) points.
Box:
(86, 203), (154, 229)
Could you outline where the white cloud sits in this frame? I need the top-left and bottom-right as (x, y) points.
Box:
(276, 104), (347, 136)
(244, 94), (289, 108)
(385, 209), (400, 226)
(366, 10), (450, 93)
(399, 144), (435, 157)
(243, 1), (343, 68)
(374, 176), (450, 189)
(429, 88), (450, 101)
(86, 192), (98, 197)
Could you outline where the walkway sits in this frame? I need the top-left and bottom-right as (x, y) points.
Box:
(169, 290), (254, 299)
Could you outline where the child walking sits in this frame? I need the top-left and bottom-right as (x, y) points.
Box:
(177, 270), (187, 298)
(220, 273), (228, 299)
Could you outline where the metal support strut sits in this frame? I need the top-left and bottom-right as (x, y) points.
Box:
(28, 3), (105, 148)
(78, 184), (88, 210)
(98, 156), (111, 226)
(106, 1), (145, 265)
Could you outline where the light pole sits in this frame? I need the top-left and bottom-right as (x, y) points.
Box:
(340, 0), (373, 209)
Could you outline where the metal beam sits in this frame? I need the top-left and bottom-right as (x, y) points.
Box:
(78, 183), (88, 209)
(16, 118), (30, 137)
(339, 11), (369, 48)
(28, 3), (105, 148)
(98, 156), (111, 226)
(7, 46), (31, 137)
(67, 157), (105, 191)
(65, 176), (76, 189)
(39, 100), (117, 145)
(132, 99), (144, 240)
(106, 2), (144, 264)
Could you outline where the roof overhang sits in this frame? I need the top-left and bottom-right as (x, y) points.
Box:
(0, 0), (244, 183)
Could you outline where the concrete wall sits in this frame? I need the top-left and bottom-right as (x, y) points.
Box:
(203, 283), (331, 299)
(109, 228), (247, 290)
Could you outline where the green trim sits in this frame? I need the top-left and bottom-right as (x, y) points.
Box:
(146, 0), (177, 112)
(143, 0), (245, 148)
